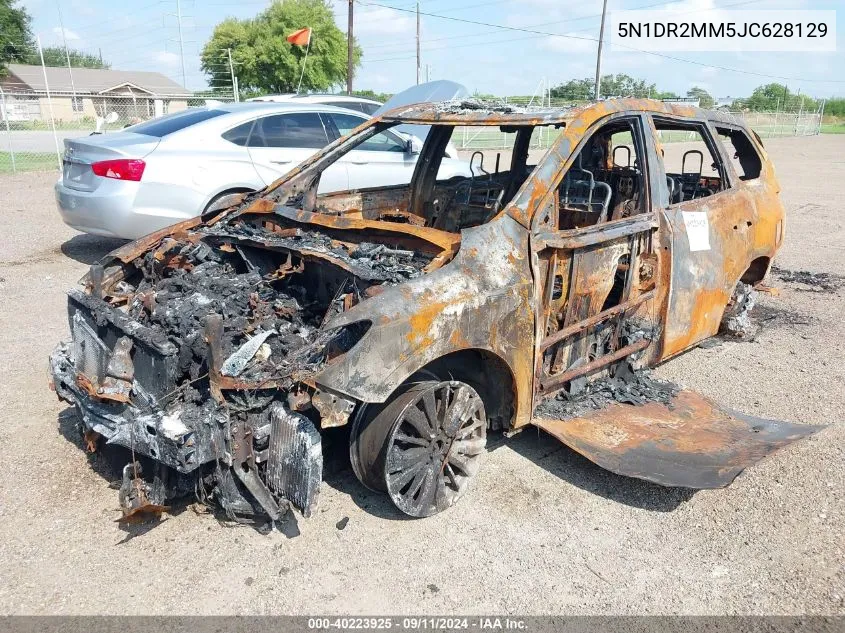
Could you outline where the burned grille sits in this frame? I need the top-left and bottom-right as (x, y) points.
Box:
(71, 311), (109, 384)
(265, 403), (322, 517)
(68, 294), (178, 399)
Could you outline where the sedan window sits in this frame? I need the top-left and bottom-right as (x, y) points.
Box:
(331, 101), (368, 114)
(221, 121), (254, 146)
(127, 108), (226, 137)
(249, 113), (329, 149)
(328, 113), (406, 152)
(357, 102), (381, 115)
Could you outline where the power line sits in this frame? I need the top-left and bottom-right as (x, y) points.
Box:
(360, 0), (765, 55)
(358, 0), (845, 84)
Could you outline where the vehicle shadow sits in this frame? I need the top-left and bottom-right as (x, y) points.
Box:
(57, 406), (200, 539)
(320, 426), (413, 521)
(499, 427), (696, 512)
(60, 234), (127, 265)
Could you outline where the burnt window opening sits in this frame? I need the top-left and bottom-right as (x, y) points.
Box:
(601, 255), (629, 311)
(418, 124), (557, 233)
(652, 117), (726, 204)
(555, 117), (648, 230)
(716, 126), (762, 181)
(311, 121), (562, 234)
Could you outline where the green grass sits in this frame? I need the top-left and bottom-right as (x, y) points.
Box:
(6, 118), (97, 131)
(0, 151), (60, 173)
(820, 122), (845, 134)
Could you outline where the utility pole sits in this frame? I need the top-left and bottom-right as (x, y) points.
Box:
(176, 0), (187, 89)
(416, 1), (421, 85)
(37, 36), (62, 171)
(347, 0), (354, 95)
(56, 0), (78, 119)
(594, 0), (608, 100)
(227, 48), (239, 102)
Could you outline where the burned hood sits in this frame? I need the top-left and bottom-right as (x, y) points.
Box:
(98, 203), (460, 278)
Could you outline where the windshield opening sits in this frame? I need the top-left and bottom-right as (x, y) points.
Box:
(301, 121), (560, 234)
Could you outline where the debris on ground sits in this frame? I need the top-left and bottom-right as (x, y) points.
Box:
(720, 282), (758, 338)
(772, 265), (845, 293)
(535, 362), (680, 420)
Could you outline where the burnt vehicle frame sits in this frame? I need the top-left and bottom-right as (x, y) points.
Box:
(50, 98), (819, 522)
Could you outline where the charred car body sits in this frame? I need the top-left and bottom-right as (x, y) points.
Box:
(50, 98), (821, 522)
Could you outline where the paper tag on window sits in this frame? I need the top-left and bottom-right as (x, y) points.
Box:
(682, 211), (711, 252)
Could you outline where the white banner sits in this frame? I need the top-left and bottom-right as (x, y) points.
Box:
(611, 10), (836, 52)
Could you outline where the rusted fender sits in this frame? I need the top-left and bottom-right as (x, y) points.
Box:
(314, 212), (536, 428)
(533, 390), (823, 489)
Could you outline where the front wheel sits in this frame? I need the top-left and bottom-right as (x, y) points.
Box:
(349, 380), (487, 517)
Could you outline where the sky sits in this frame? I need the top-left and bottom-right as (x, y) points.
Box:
(13, 0), (845, 99)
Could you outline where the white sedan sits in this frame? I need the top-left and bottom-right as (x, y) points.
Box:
(55, 102), (472, 240)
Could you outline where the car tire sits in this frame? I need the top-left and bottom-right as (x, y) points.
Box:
(349, 377), (487, 517)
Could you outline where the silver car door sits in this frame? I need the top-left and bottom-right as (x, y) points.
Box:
(246, 112), (349, 192)
(324, 112), (416, 189)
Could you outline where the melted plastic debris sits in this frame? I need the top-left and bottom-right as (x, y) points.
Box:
(536, 362), (680, 420)
(207, 220), (432, 284)
(772, 265), (845, 293)
(128, 250), (325, 385)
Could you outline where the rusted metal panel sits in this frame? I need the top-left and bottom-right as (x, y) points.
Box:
(533, 214), (658, 251)
(315, 212), (537, 428)
(533, 390), (822, 489)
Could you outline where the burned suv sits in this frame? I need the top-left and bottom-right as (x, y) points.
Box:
(50, 99), (818, 523)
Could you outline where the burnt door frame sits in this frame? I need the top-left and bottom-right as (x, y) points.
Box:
(529, 112), (660, 400)
(645, 114), (758, 359)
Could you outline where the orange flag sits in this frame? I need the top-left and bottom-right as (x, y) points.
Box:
(286, 28), (311, 47)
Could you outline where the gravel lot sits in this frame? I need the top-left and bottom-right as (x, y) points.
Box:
(0, 135), (842, 616)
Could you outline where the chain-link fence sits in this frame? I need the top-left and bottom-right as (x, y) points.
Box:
(0, 84), (826, 173)
(451, 96), (826, 150)
(0, 88), (235, 174)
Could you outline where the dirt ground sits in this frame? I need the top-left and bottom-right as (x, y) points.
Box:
(0, 135), (842, 616)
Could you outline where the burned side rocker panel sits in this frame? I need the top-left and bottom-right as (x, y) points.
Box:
(534, 390), (823, 489)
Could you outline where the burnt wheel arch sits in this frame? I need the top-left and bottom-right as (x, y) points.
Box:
(418, 349), (517, 432)
(740, 256), (771, 285)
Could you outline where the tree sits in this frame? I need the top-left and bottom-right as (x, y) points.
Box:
(551, 74), (669, 100)
(652, 90), (679, 100)
(743, 83), (790, 111)
(353, 89), (392, 103)
(33, 47), (110, 69)
(600, 74), (654, 97)
(687, 86), (714, 109)
(201, 0), (361, 95)
(550, 78), (593, 100)
(1, 0), (34, 74)
(823, 98), (845, 118)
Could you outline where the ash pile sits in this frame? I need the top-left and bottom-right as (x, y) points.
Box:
(536, 362), (680, 420)
(209, 219), (433, 284)
(126, 240), (328, 387)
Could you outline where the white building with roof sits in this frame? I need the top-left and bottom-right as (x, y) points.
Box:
(0, 63), (192, 123)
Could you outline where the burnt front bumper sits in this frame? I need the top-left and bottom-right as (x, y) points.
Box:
(50, 331), (324, 520)
(50, 341), (225, 473)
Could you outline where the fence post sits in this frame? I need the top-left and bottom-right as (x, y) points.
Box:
(37, 36), (63, 171)
(817, 99), (826, 135)
(0, 86), (15, 174)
